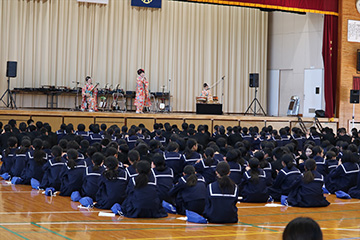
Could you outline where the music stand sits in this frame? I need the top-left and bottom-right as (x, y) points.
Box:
(0, 77), (17, 109)
(244, 73), (266, 116)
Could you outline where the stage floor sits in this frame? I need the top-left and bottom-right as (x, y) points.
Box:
(0, 108), (338, 133)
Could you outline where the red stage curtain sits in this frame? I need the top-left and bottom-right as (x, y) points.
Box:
(353, 77), (360, 90)
(322, 15), (338, 118)
(179, 0), (338, 15)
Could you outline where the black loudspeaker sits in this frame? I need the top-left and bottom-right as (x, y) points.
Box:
(357, 50), (360, 72)
(350, 90), (360, 104)
(249, 73), (259, 88)
(6, 61), (17, 78)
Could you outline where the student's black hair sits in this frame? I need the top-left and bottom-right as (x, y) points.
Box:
(5, 136), (18, 157)
(149, 139), (160, 152)
(152, 153), (167, 172)
(312, 146), (323, 156)
(92, 124), (100, 134)
(281, 154), (294, 169)
(100, 138), (110, 147)
(103, 156), (119, 180)
(282, 217), (323, 240)
(92, 152), (105, 171)
(77, 124), (85, 132)
(225, 149), (239, 162)
(119, 144), (129, 153)
(248, 158), (260, 183)
(67, 140), (79, 150)
(4, 124), (12, 132)
(16, 138), (31, 154)
(100, 123), (107, 131)
(184, 139), (197, 159)
(348, 143), (358, 153)
(216, 162), (235, 193)
(254, 151), (268, 169)
(272, 147), (285, 161)
(137, 69), (145, 75)
(66, 149), (78, 169)
(325, 150), (336, 160)
(181, 122), (189, 130)
(167, 142), (179, 152)
(128, 149), (140, 164)
(51, 145), (63, 162)
(303, 159), (316, 184)
(19, 122), (27, 132)
(32, 138), (46, 165)
(203, 147), (215, 166)
(65, 124), (74, 133)
(183, 165), (197, 187)
(58, 139), (68, 151)
(135, 160), (150, 189)
(105, 147), (118, 157)
(341, 150), (357, 163)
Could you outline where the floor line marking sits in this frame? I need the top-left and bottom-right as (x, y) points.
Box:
(30, 222), (72, 240)
(237, 201), (360, 209)
(0, 225), (30, 240)
(0, 211), (101, 215)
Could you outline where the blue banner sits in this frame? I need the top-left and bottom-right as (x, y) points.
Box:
(131, 0), (162, 8)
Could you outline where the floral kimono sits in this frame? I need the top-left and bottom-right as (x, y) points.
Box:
(134, 76), (151, 113)
(81, 83), (98, 111)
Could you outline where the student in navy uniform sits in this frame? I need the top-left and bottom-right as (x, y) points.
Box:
(325, 150), (360, 194)
(169, 165), (207, 215)
(163, 142), (185, 183)
(225, 149), (243, 185)
(121, 160), (168, 218)
(151, 153), (174, 203)
(18, 138), (47, 184)
(312, 146), (327, 176)
(203, 162), (239, 223)
(0, 136), (17, 175)
(59, 149), (87, 196)
(153, 130), (166, 147)
(254, 151), (273, 186)
(239, 158), (269, 203)
(125, 128), (140, 150)
(89, 124), (102, 145)
(40, 145), (66, 190)
(325, 150), (338, 174)
(125, 150), (140, 178)
(10, 138), (31, 178)
(287, 159), (330, 207)
(194, 148), (217, 184)
(81, 152), (105, 200)
(209, 144), (225, 163)
(95, 156), (128, 209)
(268, 154), (301, 202)
(75, 124), (90, 142)
(183, 139), (202, 166)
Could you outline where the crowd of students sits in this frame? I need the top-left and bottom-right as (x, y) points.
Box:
(1, 119), (360, 223)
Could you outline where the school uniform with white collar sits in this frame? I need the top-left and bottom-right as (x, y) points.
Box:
(59, 159), (87, 196)
(40, 156), (66, 190)
(81, 165), (105, 200)
(239, 169), (269, 203)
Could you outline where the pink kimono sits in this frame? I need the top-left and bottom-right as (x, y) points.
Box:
(134, 76), (151, 113)
(81, 83), (98, 111)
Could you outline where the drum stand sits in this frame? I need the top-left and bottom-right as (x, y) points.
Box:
(244, 87), (266, 116)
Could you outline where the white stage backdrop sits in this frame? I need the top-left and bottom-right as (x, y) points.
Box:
(0, 0), (268, 113)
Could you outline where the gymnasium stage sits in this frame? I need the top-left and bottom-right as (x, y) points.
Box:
(0, 108), (338, 132)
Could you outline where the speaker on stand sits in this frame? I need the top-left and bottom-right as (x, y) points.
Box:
(0, 61), (17, 109)
(350, 89), (359, 129)
(244, 73), (266, 116)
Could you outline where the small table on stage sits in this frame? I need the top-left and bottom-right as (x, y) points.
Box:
(196, 103), (223, 115)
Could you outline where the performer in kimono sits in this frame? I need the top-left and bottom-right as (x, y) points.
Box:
(81, 76), (98, 112)
(200, 83), (213, 102)
(134, 69), (151, 113)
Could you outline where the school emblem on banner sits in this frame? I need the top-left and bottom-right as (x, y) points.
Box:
(131, 0), (162, 8)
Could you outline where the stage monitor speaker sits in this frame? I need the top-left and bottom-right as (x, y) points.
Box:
(6, 61), (17, 78)
(249, 73), (259, 88)
(350, 89), (360, 104)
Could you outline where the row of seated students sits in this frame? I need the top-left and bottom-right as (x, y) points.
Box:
(1, 119), (360, 222)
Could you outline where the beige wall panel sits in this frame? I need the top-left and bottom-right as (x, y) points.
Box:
(64, 117), (95, 131)
(31, 116), (63, 130)
(127, 118), (155, 130)
(266, 121), (290, 130)
(240, 121), (265, 129)
(95, 117), (125, 128)
(184, 119), (212, 130)
(155, 119), (184, 128)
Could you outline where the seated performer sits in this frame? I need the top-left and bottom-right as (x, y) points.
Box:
(81, 76), (98, 112)
(200, 83), (213, 102)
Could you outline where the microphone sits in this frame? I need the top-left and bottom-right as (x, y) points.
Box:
(222, 75), (225, 79)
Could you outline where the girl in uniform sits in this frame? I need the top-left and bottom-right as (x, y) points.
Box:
(121, 160), (167, 218)
(203, 162), (239, 223)
(125, 150), (140, 178)
(169, 165), (207, 215)
(183, 139), (202, 166)
(239, 158), (269, 203)
(81, 152), (105, 200)
(151, 153), (174, 203)
(40, 145), (66, 190)
(0, 136), (17, 176)
(59, 149), (87, 196)
(10, 138), (31, 178)
(312, 146), (327, 177)
(194, 148), (217, 184)
(287, 159), (330, 207)
(163, 142), (185, 183)
(95, 156), (128, 209)
(225, 149), (243, 185)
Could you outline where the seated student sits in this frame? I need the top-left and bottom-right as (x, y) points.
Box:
(0, 137), (18, 175)
(81, 152), (105, 200)
(125, 150), (140, 178)
(40, 145), (66, 190)
(95, 156), (128, 209)
(121, 160), (168, 218)
(149, 139), (163, 155)
(153, 130), (166, 147)
(287, 159), (330, 207)
(151, 153), (174, 203)
(239, 158), (269, 203)
(183, 139), (202, 166)
(89, 124), (102, 145)
(194, 148), (217, 185)
(125, 128), (140, 150)
(169, 165), (207, 215)
(59, 149), (87, 196)
(203, 162), (239, 223)
(163, 142), (185, 183)
(105, 147), (123, 169)
(56, 123), (67, 142)
(225, 149), (243, 185)
(312, 146), (327, 177)
(283, 217), (323, 240)
(254, 151), (273, 186)
(325, 150), (338, 174)
(325, 150), (360, 194)
(209, 144), (225, 163)
(10, 138), (31, 178)
(268, 154), (301, 202)
(18, 138), (47, 184)
(75, 123), (89, 141)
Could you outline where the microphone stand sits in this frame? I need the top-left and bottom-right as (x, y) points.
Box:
(209, 76), (225, 104)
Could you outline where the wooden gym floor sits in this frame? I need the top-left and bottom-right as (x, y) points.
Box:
(0, 181), (359, 240)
